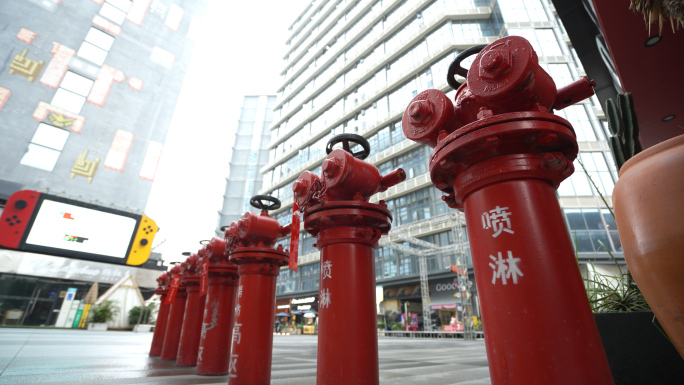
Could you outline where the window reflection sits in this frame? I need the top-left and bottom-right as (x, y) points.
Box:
(562, 208), (622, 253)
(498, 0), (548, 23)
(558, 152), (615, 197)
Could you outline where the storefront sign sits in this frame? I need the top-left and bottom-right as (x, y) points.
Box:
(2, 249), (159, 287)
(435, 282), (459, 292)
(292, 297), (315, 304)
(297, 305), (311, 310)
(277, 305), (290, 309)
(429, 278), (466, 310)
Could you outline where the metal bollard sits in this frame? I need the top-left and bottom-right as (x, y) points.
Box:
(401, 36), (613, 384)
(196, 236), (239, 376)
(226, 195), (290, 384)
(149, 271), (172, 356)
(160, 264), (187, 360)
(292, 134), (405, 385)
(176, 252), (207, 367)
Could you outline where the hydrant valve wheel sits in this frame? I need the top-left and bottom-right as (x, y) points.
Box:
(325, 133), (371, 160)
(447, 44), (487, 89)
(249, 195), (281, 211)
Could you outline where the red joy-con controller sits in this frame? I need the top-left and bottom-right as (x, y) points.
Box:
(0, 190), (41, 249)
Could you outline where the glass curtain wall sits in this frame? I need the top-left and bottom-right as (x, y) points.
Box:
(270, 0), (620, 299)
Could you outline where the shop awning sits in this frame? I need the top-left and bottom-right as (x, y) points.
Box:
(428, 297), (458, 310)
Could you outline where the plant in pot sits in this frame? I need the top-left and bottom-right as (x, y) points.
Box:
(600, 93), (684, 360)
(583, 255), (684, 384)
(88, 300), (119, 331)
(128, 303), (157, 332)
(128, 303), (157, 326)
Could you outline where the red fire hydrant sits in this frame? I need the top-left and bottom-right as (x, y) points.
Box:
(160, 264), (187, 360)
(401, 36), (613, 384)
(196, 236), (240, 376)
(176, 252), (207, 367)
(149, 271), (172, 356)
(225, 195), (290, 384)
(292, 134), (406, 385)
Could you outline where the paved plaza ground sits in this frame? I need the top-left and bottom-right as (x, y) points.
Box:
(0, 328), (491, 384)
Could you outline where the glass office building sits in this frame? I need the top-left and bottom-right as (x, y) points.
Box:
(260, 0), (621, 327)
(216, 95), (277, 237)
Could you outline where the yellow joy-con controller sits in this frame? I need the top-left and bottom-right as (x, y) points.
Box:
(126, 215), (158, 266)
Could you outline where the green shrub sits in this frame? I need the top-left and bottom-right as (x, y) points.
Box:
(128, 303), (157, 325)
(90, 300), (119, 323)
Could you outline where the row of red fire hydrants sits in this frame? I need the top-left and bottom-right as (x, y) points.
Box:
(148, 36), (617, 385)
(148, 208), (290, 380)
(148, 142), (407, 384)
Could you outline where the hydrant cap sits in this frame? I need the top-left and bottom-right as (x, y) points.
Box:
(401, 89), (455, 147)
(468, 36), (537, 101)
(237, 212), (254, 238)
(321, 149), (353, 189)
(293, 171), (321, 210)
(206, 237), (226, 257)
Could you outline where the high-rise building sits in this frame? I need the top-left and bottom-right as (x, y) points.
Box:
(0, 0), (207, 212)
(0, 0), (206, 327)
(261, 0), (622, 330)
(216, 95), (277, 237)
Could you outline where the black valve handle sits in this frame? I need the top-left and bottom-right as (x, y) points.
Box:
(447, 44), (487, 90)
(250, 195), (281, 211)
(326, 133), (371, 160)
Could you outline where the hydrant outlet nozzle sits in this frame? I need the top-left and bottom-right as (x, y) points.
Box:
(380, 168), (406, 192)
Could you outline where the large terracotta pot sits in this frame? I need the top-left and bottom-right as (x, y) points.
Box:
(613, 133), (684, 360)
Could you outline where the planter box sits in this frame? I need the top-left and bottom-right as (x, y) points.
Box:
(594, 312), (684, 385)
(87, 322), (108, 331)
(134, 324), (153, 332)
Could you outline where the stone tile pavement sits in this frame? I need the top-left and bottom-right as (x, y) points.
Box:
(0, 328), (491, 384)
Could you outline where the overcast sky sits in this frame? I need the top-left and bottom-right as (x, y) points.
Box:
(145, 0), (309, 265)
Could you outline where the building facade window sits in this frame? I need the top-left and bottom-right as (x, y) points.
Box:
(270, 0), (621, 300)
(563, 208), (620, 253)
